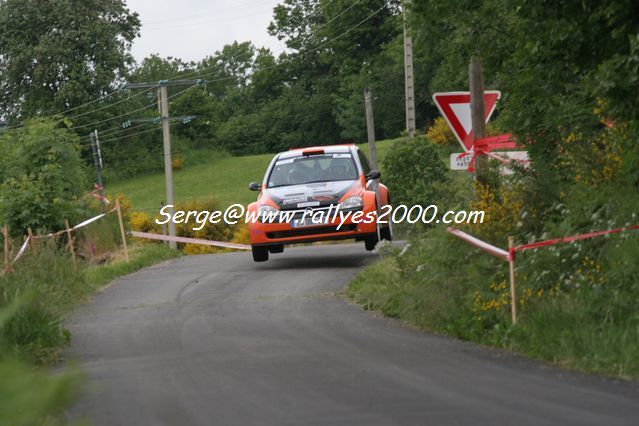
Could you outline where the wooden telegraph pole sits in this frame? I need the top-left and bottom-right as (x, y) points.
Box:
(364, 88), (379, 170)
(469, 59), (489, 184)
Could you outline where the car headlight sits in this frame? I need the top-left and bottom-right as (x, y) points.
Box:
(340, 196), (363, 210)
(258, 205), (279, 222)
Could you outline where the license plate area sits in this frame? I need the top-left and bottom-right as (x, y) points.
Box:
(291, 216), (329, 228)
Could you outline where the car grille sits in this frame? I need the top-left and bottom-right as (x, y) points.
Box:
(266, 224), (357, 239)
(262, 205), (361, 223)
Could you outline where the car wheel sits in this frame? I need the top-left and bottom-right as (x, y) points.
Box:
(252, 246), (269, 262)
(364, 234), (378, 251)
(380, 225), (393, 241)
(269, 244), (284, 254)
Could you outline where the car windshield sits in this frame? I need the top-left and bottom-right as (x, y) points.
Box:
(267, 153), (358, 188)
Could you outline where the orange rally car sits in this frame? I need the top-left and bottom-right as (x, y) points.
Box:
(247, 144), (392, 262)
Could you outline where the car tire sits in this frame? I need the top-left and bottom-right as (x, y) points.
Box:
(269, 244), (284, 254)
(364, 235), (378, 251)
(252, 246), (269, 262)
(380, 225), (392, 241)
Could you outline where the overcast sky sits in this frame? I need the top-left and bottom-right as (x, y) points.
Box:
(126, 0), (287, 64)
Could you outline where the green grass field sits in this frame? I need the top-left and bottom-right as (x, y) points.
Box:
(107, 140), (398, 213)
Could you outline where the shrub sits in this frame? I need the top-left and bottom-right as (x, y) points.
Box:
(382, 137), (449, 207)
(425, 117), (456, 146)
(129, 198), (239, 254)
(129, 211), (155, 233)
(468, 180), (525, 244)
(172, 155), (184, 170)
(0, 120), (86, 236)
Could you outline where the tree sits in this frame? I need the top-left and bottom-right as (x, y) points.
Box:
(0, 120), (87, 234)
(0, 0), (140, 122)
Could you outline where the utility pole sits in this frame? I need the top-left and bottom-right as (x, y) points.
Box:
(363, 88), (378, 170)
(469, 59), (489, 184)
(403, 0), (416, 138)
(124, 79), (202, 249)
(89, 130), (104, 197)
(158, 85), (176, 249)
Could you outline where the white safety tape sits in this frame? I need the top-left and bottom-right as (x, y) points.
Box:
(72, 213), (106, 231)
(130, 231), (250, 251)
(11, 208), (118, 265)
(12, 236), (30, 265)
(447, 227), (510, 262)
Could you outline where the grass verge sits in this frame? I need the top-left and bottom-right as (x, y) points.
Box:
(0, 241), (180, 424)
(348, 228), (639, 380)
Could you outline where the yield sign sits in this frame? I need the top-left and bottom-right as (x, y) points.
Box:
(432, 91), (501, 152)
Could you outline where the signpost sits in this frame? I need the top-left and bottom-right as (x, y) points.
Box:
(434, 90), (528, 173)
(450, 151), (529, 174)
(450, 153), (472, 171)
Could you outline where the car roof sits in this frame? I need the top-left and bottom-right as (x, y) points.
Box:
(278, 144), (356, 160)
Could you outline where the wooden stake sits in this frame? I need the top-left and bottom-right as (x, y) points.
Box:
(65, 219), (77, 271)
(27, 227), (37, 255)
(116, 198), (129, 262)
(3, 224), (11, 273)
(508, 236), (517, 325)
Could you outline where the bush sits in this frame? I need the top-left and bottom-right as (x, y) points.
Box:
(129, 198), (239, 254)
(0, 120), (87, 236)
(425, 117), (456, 146)
(382, 137), (449, 207)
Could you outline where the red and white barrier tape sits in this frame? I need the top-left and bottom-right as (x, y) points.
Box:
(512, 224), (639, 259)
(457, 134), (528, 173)
(11, 208), (119, 263)
(130, 231), (251, 251)
(448, 224), (639, 262)
(86, 183), (111, 205)
(446, 227), (510, 261)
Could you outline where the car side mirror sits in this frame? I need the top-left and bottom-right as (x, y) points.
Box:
(248, 182), (262, 191)
(366, 170), (381, 180)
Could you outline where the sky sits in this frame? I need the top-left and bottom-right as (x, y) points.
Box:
(126, 0), (287, 64)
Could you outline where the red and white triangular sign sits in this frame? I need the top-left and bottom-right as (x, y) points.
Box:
(432, 91), (501, 152)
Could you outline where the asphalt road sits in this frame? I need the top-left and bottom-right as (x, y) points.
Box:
(66, 243), (639, 425)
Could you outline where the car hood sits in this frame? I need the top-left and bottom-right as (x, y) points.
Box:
(264, 180), (359, 210)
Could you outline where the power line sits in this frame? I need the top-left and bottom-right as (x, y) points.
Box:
(310, 0), (363, 37)
(175, 0), (384, 81)
(142, 0), (275, 26)
(88, 124), (164, 146)
(86, 120), (152, 142)
(72, 84), (197, 132)
(97, 3), (387, 142)
(5, 3), (388, 140)
(77, 85), (198, 148)
(191, 3), (387, 81)
(92, 81), (200, 141)
(0, 84), (130, 133)
(144, 9), (274, 32)
(1, 0), (380, 135)
(87, 2), (387, 141)
(67, 84), (157, 121)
